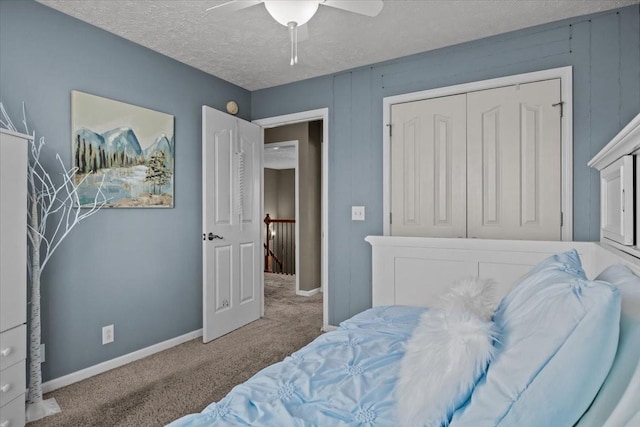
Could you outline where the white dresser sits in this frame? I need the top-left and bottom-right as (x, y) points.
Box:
(0, 129), (29, 427)
(588, 113), (640, 257)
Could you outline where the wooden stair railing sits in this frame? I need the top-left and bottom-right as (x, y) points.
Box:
(263, 243), (284, 272)
(264, 213), (296, 274)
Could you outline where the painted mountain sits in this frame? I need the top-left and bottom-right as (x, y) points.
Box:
(102, 127), (143, 157)
(74, 127), (145, 173)
(144, 133), (174, 167)
(73, 126), (174, 208)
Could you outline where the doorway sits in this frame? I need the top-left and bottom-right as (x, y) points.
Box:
(254, 109), (330, 330)
(264, 122), (321, 297)
(264, 140), (300, 293)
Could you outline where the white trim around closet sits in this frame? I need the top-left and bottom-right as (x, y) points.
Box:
(382, 66), (573, 241)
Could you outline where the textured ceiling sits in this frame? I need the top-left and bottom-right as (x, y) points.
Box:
(265, 144), (297, 170)
(37, 0), (639, 91)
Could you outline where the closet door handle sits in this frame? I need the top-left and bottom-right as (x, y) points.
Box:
(0, 383), (10, 393)
(0, 348), (10, 357)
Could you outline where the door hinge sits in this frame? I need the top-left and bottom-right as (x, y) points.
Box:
(386, 123), (392, 137)
(552, 101), (564, 117)
(390, 212), (392, 224)
(560, 212), (564, 227)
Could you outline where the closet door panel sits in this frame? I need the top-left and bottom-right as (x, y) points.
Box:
(467, 79), (562, 240)
(391, 94), (466, 237)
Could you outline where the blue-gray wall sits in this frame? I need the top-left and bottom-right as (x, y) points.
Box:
(0, 0), (251, 381)
(1, 0), (639, 382)
(252, 5), (640, 325)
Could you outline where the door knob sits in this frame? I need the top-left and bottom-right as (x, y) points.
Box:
(208, 233), (223, 241)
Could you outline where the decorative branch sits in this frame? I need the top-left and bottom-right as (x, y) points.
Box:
(0, 102), (109, 421)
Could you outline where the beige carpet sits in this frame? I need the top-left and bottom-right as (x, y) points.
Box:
(30, 274), (322, 427)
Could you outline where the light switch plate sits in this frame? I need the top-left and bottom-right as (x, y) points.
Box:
(352, 206), (365, 221)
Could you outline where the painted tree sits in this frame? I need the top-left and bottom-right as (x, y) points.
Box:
(145, 151), (172, 194)
(0, 103), (108, 422)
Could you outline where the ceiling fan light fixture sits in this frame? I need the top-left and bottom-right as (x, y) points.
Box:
(206, 0), (384, 67)
(264, 0), (319, 27)
(263, 1), (319, 66)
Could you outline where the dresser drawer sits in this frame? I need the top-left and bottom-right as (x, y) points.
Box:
(0, 360), (25, 408)
(0, 392), (25, 427)
(0, 326), (26, 372)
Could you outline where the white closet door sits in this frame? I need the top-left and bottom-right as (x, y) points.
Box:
(391, 94), (467, 237)
(467, 79), (562, 240)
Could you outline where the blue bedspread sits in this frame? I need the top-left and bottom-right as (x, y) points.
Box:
(168, 306), (425, 427)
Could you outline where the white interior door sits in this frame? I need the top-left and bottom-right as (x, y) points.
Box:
(202, 106), (262, 343)
(467, 79), (562, 240)
(390, 94), (467, 237)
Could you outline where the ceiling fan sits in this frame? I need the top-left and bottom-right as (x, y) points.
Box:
(206, 0), (384, 66)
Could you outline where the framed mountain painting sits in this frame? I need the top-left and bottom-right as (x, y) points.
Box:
(71, 90), (174, 208)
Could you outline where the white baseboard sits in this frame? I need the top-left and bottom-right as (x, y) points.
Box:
(296, 287), (321, 297)
(42, 329), (203, 394)
(322, 324), (338, 332)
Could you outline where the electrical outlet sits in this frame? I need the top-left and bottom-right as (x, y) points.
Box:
(41, 343), (45, 363)
(102, 324), (114, 345)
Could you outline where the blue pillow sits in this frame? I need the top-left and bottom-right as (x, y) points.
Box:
(576, 264), (640, 426)
(451, 250), (621, 426)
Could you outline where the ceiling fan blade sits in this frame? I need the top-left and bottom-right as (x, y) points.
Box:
(205, 0), (262, 13)
(320, 0), (383, 17)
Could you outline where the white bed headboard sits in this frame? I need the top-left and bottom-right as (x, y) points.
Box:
(364, 236), (608, 307)
(365, 235), (640, 427)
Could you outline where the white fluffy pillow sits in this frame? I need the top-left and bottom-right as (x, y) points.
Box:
(396, 278), (499, 427)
